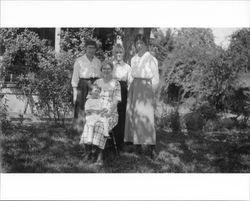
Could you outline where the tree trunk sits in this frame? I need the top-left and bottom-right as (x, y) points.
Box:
(28, 95), (35, 114)
(123, 28), (151, 64)
(23, 97), (28, 114)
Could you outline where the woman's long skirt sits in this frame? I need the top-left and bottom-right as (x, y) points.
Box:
(124, 78), (156, 145)
(73, 77), (97, 132)
(114, 80), (128, 149)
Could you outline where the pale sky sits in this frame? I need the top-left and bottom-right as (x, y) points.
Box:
(212, 28), (240, 48)
(160, 28), (241, 49)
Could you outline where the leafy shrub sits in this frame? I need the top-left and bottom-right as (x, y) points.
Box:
(0, 29), (48, 115)
(204, 119), (218, 132)
(155, 102), (174, 130)
(184, 112), (204, 132)
(60, 28), (105, 61)
(155, 102), (185, 133)
(195, 102), (218, 121)
(160, 28), (218, 105)
(35, 28), (104, 124)
(169, 110), (181, 133)
(226, 87), (250, 126)
(185, 102), (218, 132)
(219, 118), (236, 130)
(1, 28), (104, 124)
(203, 50), (247, 112)
(0, 96), (11, 130)
(36, 50), (74, 124)
(0, 29), (47, 80)
(15, 72), (37, 114)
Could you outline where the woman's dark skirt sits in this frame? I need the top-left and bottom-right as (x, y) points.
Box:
(73, 77), (98, 132)
(114, 80), (128, 150)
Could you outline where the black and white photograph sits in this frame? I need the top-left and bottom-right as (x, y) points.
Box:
(0, 0), (249, 200)
(1, 27), (249, 173)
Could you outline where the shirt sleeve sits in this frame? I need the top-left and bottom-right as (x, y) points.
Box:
(96, 59), (101, 78)
(126, 64), (133, 89)
(150, 56), (160, 92)
(113, 80), (121, 102)
(130, 56), (135, 77)
(71, 59), (80, 87)
(85, 99), (91, 110)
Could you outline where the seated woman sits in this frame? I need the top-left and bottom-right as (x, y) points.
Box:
(79, 60), (121, 165)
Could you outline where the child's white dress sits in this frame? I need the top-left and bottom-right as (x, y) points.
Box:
(80, 98), (111, 145)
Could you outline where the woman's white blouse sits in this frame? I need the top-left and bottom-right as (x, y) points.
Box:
(131, 52), (160, 91)
(71, 54), (101, 87)
(112, 61), (132, 84)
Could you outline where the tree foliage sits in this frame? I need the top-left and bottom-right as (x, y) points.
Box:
(202, 50), (247, 110)
(151, 27), (250, 127)
(60, 28), (106, 61)
(36, 50), (74, 123)
(0, 29), (48, 113)
(0, 29), (47, 78)
(160, 28), (219, 105)
(1, 27), (250, 126)
(0, 28), (107, 124)
(150, 28), (174, 67)
(228, 28), (250, 72)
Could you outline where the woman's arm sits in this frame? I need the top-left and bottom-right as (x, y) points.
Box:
(71, 60), (80, 104)
(86, 108), (103, 115)
(105, 80), (121, 116)
(113, 80), (121, 103)
(126, 64), (133, 90)
(109, 102), (118, 114)
(73, 87), (78, 104)
(150, 57), (160, 92)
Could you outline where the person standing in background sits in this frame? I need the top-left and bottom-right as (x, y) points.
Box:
(71, 40), (101, 132)
(124, 34), (159, 159)
(112, 44), (132, 152)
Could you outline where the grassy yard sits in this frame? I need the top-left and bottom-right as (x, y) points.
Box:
(1, 122), (250, 173)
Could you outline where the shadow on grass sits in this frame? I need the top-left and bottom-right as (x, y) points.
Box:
(156, 129), (250, 172)
(1, 122), (250, 173)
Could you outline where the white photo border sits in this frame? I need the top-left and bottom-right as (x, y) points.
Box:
(0, 0), (250, 200)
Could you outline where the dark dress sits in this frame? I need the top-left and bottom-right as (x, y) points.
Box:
(112, 61), (131, 150)
(114, 80), (128, 149)
(73, 77), (98, 132)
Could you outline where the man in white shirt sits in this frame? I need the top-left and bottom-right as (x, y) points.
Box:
(71, 40), (101, 131)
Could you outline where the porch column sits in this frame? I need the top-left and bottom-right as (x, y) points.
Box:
(55, 28), (61, 53)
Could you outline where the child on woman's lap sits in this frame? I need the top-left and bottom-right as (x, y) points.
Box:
(80, 85), (111, 144)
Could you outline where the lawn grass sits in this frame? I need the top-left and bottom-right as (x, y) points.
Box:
(1, 122), (250, 173)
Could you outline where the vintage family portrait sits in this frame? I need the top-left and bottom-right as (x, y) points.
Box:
(1, 27), (249, 173)
(0, 0), (249, 200)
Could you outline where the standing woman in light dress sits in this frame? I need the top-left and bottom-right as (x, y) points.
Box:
(124, 34), (159, 158)
(112, 44), (132, 152)
(71, 40), (101, 132)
